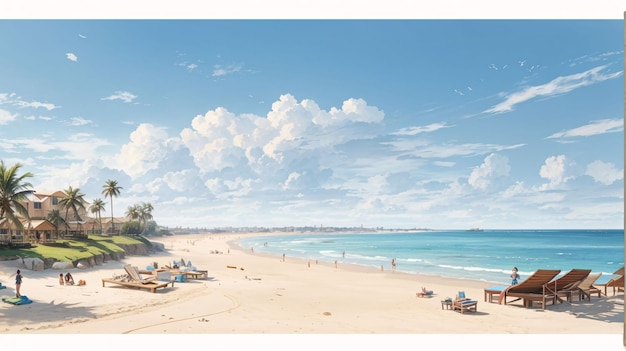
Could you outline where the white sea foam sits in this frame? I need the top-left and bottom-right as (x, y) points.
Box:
(237, 229), (623, 285)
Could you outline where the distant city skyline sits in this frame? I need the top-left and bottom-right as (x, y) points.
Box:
(0, 7), (623, 230)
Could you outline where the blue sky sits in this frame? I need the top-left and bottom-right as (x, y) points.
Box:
(0, 12), (623, 229)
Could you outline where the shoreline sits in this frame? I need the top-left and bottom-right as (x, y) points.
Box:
(228, 237), (504, 289)
(0, 232), (622, 338)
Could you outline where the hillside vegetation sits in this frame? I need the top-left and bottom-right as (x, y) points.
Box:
(0, 234), (150, 262)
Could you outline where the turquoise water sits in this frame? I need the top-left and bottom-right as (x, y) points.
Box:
(236, 229), (624, 285)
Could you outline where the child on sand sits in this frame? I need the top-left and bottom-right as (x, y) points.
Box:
(65, 272), (75, 285)
(59, 273), (64, 285)
(511, 267), (520, 285)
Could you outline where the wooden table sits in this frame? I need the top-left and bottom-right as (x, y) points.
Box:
(441, 300), (453, 310)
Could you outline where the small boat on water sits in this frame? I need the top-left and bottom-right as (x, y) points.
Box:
(466, 228), (484, 232)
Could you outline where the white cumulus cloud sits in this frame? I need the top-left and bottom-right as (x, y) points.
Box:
(468, 153), (511, 190)
(180, 94), (385, 176)
(66, 53), (78, 62)
(539, 155), (576, 189)
(0, 109), (17, 124)
(113, 123), (172, 179)
(585, 160), (623, 185)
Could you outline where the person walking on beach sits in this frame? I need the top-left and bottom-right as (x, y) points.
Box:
(15, 269), (22, 297)
(391, 258), (396, 271)
(510, 267), (520, 285)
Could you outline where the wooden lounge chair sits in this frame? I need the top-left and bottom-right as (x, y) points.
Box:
(576, 272), (602, 301)
(500, 269), (561, 310)
(545, 269), (591, 303)
(124, 264), (158, 283)
(604, 275), (624, 296)
(101, 264), (173, 293)
(601, 266), (624, 296)
(453, 291), (477, 314)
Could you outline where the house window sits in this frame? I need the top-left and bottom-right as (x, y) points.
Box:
(34, 202), (42, 209)
(52, 197), (58, 205)
(0, 229), (7, 234)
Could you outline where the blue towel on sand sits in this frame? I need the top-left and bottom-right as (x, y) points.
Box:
(2, 296), (33, 305)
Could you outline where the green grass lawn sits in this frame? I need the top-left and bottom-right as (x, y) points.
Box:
(0, 234), (148, 263)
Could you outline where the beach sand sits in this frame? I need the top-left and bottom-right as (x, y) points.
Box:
(0, 233), (623, 349)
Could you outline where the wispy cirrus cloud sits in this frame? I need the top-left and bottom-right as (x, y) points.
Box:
(390, 122), (451, 136)
(385, 139), (525, 159)
(212, 64), (242, 77)
(567, 50), (624, 67)
(15, 100), (59, 110)
(0, 92), (60, 110)
(484, 65), (623, 114)
(546, 118), (623, 139)
(101, 91), (137, 103)
(64, 117), (93, 126)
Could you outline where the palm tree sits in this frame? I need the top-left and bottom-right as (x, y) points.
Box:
(57, 186), (86, 237)
(89, 198), (106, 234)
(138, 202), (154, 234)
(124, 204), (141, 235)
(125, 204), (140, 221)
(102, 179), (122, 235)
(46, 209), (67, 240)
(0, 161), (34, 236)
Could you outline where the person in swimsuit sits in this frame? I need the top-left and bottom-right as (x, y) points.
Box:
(15, 269), (22, 297)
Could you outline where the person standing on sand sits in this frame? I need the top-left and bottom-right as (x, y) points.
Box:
(15, 269), (22, 297)
(391, 258), (396, 271)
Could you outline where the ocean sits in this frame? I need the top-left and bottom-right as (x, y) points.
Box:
(236, 229), (624, 285)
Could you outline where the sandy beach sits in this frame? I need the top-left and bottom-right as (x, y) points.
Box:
(0, 232), (623, 349)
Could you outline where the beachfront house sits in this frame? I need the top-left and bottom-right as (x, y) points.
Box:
(0, 190), (91, 246)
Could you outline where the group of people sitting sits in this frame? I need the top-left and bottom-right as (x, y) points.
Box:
(58, 272), (86, 286)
